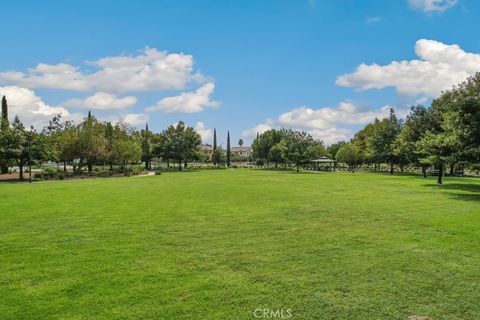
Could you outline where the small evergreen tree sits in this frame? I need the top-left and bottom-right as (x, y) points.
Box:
(226, 131), (231, 167)
(0, 96), (10, 173)
(1, 96), (8, 130)
(212, 128), (219, 165)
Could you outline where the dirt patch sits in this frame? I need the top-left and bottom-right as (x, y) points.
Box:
(408, 316), (431, 320)
(0, 173), (22, 182)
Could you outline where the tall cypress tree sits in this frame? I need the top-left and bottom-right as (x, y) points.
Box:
(142, 123), (152, 170)
(1, 95), (8, 130)
(226, 131), (231, 167)
(213, 128), (217, 165)
(0, 96), (9, 174)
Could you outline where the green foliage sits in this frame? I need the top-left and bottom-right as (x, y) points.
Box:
(157, 121), (201, 170)
(226, 131), (231, 167)
(327, 140), (347, 159)
(141, 123), (154, 169)
(335, 143), (362, 170)
(282, 129), (315, 171)
(251, 129), (284, 164)
(251, 129), (325, 170)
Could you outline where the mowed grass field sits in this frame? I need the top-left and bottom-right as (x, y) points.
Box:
(1, 170), (479, 320)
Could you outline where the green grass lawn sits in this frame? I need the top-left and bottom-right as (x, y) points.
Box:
(1, 170), (479, 319)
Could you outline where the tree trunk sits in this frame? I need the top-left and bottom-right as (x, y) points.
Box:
(19, 161), (24, 180)
(178, 160), (182, 171)
(184, 160), (188, 168)
(450, 164), (454, 175)
(422, 165), (427, 178)
(437, 163), (443, 184)
(296, 162), (299, 172)
(390, 163), (394, 175)
(63, 161), (67, 173)
(87, 163), (93, 173)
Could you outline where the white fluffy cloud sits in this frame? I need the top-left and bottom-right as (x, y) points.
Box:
(146, 82), (219, 113)
(194, 122), (214, 143)
(408, 0), (458, 12)
(121, 113), (149, 126)
(0, 86), (81, 129)
(243, 102), (397, 145)
(336, 39), (479, 97)
(0, 48), (205, 93)
(62, 92), (137, 110)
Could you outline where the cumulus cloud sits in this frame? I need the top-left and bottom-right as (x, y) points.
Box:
(242, 121), (275, 140)
(121, 113), (149, 126)
(194, 122), (214, 143)
(145, 82), (219, 113)
(0, 86), (81, 129)
(336, 39), (479, 97)
(62, 92), (137, 110)
(242, 102), (397, 145)
(408, 0), (458, 12)
(0, 48), (206, 93)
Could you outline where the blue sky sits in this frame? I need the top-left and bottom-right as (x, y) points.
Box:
(0, 0), (478, 146)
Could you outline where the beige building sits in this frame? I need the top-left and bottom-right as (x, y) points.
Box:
(199, 145), (252, 159)
(231, 146), (251, 157)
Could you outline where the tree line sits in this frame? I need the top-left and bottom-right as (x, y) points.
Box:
(327, 74), (480, 184)
(0, 102), (208, 179)
(251, 128), (327, 172)
(251, 74), (480, 184)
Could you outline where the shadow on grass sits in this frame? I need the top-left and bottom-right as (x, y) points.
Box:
(423, 182), (480, 202)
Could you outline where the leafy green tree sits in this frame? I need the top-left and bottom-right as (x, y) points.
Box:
(9, 116), (28, 179)
(110, 123), (142, 171)
(327, 141), (347, 159)
(251, 129), (284, 165)
(268, 139), (287, 168)
(184, 125), (202, 168)
(74, 113), (107, 173)
(394, 105), (433, 177)
(336, 143), (363, 171)
(282, 129), (314, 172)
(158, 121), (201, 170)
(365, 108), (402, 174)
(306, 141), (327, 160)
(417, 131), (457, 184)
(43, 114), (76, 172)
(352, 122), (376, 166)
(238, 138), (244, 147)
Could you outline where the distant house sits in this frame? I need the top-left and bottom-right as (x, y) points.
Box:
(199, 144), (252, 160)
(199, 144), (213, 159)
(231, 146), (252, 158)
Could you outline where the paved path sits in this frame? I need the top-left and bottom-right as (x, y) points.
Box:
(134, 171), (156, 177)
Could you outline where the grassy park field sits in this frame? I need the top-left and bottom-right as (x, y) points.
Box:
(1, 169), (479, 319)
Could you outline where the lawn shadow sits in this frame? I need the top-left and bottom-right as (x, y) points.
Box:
(423, 182), (480, 202)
